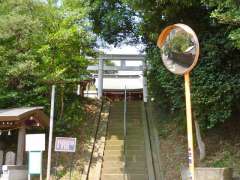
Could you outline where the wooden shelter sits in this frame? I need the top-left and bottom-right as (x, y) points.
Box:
(0, 107), (49, 165)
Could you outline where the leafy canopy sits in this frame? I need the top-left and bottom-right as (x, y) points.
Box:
(89, 0), (240, 129)
(0, 0), (96, 108)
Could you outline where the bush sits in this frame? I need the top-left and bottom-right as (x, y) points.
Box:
(147, 29), (240, 130)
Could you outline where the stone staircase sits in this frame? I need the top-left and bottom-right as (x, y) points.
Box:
(101, 101), (148, 180)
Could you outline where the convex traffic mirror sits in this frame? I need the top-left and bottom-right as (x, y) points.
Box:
(157, 24), (200, 180)
(157, 24), (200, 75)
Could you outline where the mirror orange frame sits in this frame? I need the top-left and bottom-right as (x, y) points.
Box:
(157, 23), (200, 75)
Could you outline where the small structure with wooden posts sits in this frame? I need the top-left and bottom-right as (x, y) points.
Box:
(0, 107), (49, 180)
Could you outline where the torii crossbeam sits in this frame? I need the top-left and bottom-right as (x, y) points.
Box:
(87, 54), (148, 102)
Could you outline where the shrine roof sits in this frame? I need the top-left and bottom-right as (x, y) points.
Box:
(0, 107), (49, 130)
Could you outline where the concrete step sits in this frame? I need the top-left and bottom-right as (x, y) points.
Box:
(105, 144), (145, 151)
(127, 118), (142, 121)
(101, 173), (147, 180)
(104, 150), (145, 158)
(126, 145), (145, 151)
(107, 129), (144, 135)
(111, 104), (124, 107)
(106, 140), (144, 147)
(127, 113), (141, 116)
(102, 166), (147, 174)
(105, 139), (145, 143)
(126, 132), (144, 137)
(108, 124), (143, 129)
(109, 116), (124, 119)
(107, 131), (124, 134)
(101, 174), (124, 180)
(109, 117), (124, 120)
(106, 140), (124, 146)
(102, 101), (148, 180)
(107, 126), (124, 130)
(103, 156), (124, 162)
(104, 149), (145, 156)
(110, 113), (124, 116)
(102, 161), (124, 168)
(101, 167), (124, 174)
(107, 136), (124, 139)
(107, 135), (144, 141)
(105, 145), (123, 151)
(107, 132), (124, 137)
(126, 140), (145, 146)
(109, 121), (143, 124)
(107, 135), (124, 140)
(128, 114), (142, 116)
(111, 110), (124, 112)
(103, 154), (145, 162)
(109, 124), (142, 127)
(102, 161), (146, 168)
(126, 117), (142, 120)
(126, 128), (144, 131)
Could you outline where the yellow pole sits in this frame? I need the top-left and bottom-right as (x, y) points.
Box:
(184, 72), (195, 180)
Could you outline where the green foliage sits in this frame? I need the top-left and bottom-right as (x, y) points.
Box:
(89, 0), (138, 45)
(202, 0), (240, 49)
(164, 32), (192, 54)
(191, 31), (240, 128)
(0, 0), (239, 131)
(0, 0), (98, 135)
(0, 0), (96, 109)
(54, 91), (85, 135)
(148, 28), (240, 129)
(87, 0), (240, 129)
(208, 150), (233, 167)
(147, 47), (184, 113)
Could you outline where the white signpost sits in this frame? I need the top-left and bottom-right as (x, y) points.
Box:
(26, 134), (45, 180)
(28, 152), (42, 174)
(26, 134), (45, 151)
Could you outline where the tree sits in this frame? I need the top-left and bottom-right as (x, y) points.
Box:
(0, 0), (45, 107)
(89, 0), (138, 45)
(202, 0), (240, 48)
(89, 0), (240, 129)
(0, 0), (97, 109)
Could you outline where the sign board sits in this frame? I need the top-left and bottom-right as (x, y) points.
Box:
(54, 137), (77, 152)
(26, 134), (45, 151)
(28, 151), (42, 175)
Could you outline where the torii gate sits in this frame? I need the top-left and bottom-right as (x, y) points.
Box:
(87, 54), (148, 102)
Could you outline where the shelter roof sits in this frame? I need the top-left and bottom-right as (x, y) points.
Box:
(0, 107), (49, 130)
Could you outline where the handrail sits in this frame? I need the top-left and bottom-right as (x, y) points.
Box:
(123, 86), (127, 180)
(124, 86), (127, 140)
(86, 99), (104, 180)
(143, 102), (157, 180)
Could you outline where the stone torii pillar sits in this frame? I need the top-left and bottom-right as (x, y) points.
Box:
(120, 60), (126, 68)
(143, 60), (148, 102)
(98, 58), (103, 99)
